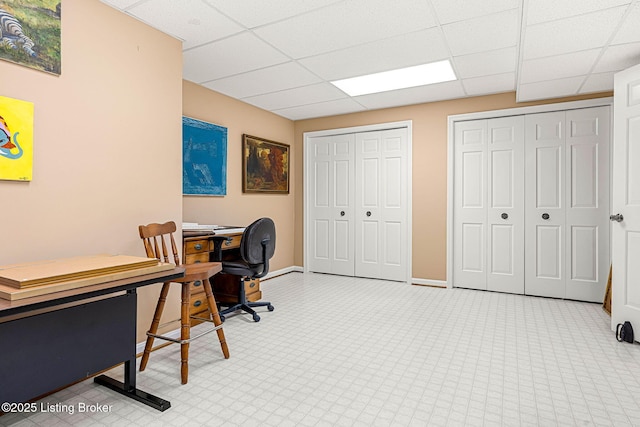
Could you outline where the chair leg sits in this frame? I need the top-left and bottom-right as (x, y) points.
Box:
(203, 278), (230, 359)
(140, 281), (170, 372)
(180, 283), (191, 384)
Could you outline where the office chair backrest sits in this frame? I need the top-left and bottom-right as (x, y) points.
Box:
(138, 221), (181, 265)
(240, 217), (276, 267)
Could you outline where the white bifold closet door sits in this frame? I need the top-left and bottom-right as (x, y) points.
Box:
(525, 107), (610, 301)
(307, 133), (356, 276)
(453, 116), (525, 294)
(307, 128), (409, 282)
(355, 130), (408, 281)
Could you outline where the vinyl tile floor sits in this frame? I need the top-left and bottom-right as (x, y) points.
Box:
(2, 272), (640, 426)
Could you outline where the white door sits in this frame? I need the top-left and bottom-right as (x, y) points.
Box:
(525, 108), (610, 302)
(354, 128), (408, 281)
(307, 133), (355, 276)
(453, 117), (524, 293)
(487, 116), (525, 294)
(454, 120), (488, 290)
(525, 111), (567, 298)
(565, 107), (610, 302)
(612, 63), (640, 333)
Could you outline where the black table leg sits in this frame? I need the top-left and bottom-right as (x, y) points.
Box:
(94, 289), (171, 411)
(94, 372), (171, 411)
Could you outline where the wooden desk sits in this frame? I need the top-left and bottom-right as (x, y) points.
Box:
(183, 230), (261, 321)
(0, 267), (185, 412)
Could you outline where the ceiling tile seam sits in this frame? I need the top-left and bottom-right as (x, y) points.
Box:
(204, 0), (348, 31)
(524, 3), (632, 27)
(271, 97), (370, 115)
(181, 29), (252, 54)
(515, 0), (529, 102)
(238, 82), (346, 103)
(196, 60), (299, 86)
(432, 5), (521, 26)
(425, 0), (467, 97)
(575, 2), (636, 94)
(121, 0), (151, 12)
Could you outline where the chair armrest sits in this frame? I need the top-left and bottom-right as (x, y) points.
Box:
(211, 235), (232, 261)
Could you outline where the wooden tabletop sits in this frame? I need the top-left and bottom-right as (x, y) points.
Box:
(0, 267), (185, 317)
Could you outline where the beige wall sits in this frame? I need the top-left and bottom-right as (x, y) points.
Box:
(1, 0), (614, 344)
(294, 91), (612, 282)
(182, 81), (296, 272)
(0, 0), (183, 341)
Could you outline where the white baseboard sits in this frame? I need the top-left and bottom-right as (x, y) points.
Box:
(263, 265), (303, 280)
(412, 278), (447, 288)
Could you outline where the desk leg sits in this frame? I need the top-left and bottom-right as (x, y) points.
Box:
(94, 289), (171, 411)
(94, 373), (171, 411)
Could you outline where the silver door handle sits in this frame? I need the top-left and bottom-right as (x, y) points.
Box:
(610, 213), (624, 222)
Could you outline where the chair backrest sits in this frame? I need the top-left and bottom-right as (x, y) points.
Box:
(240, 218), (276, 272)
(138, 221), (181, 265)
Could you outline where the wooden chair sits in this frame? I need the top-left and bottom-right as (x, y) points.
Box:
(138, 221), (229, 384)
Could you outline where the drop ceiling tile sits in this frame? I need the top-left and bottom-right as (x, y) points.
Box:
(612, 2), (640, 44)
(520, 49), (600, 84)
(580, 72), (615, 93)
(593, 42), (640, 73)
(273, 98), (367, 120)
(202, 62), (322, 99)
(517, 76), (585, 101)
(442, 9), (520, 57)
(254, 0), (437, 59)
(299, 28), (449, 81)
(453, 47), (517, 79)
(126, 0), (243, 48)
(183, 32), (289, 83)
(522, 6), (628, 59)
(243, 83), (347, 111)
(525, 0), (631, 25)
(354, 80), (466, 110)
(462, 73), (516, 95)
(203, 0), (343, 28)
(430, 0), (519, 24)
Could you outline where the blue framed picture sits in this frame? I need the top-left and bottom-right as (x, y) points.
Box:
(182, 116), (227, 196)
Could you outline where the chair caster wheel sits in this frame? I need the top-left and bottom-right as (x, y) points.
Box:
(252, 313), (261, 322)
(267, 304), (274, 312)
(219, 315), (225, 323)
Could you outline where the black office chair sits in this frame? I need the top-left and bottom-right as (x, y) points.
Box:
(212, 217), (275, 322)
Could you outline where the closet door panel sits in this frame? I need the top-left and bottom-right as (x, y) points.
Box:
(565, 106), (610, 302)
(308, 134), (355, 276)
(525, 112), (566, 298)
(308, 138), (332, 273)
(487, 116), (524, 294)
(454, 120), (487, 290)
(355, 133), (382, 279)
(355, 129), (408, 281)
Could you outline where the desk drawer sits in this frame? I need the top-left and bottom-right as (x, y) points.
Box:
(189, 279), (206, 294)
(219, 235), (241, 250)
(184, 253), (210, 264)
(190, 293), (209, 315)
(213, 277), (260, 295)
(185, 239), (211, 254)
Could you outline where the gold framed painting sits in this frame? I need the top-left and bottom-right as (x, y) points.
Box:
(242, 134), (289, 194)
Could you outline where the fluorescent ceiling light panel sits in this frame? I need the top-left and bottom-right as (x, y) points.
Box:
(331, 60), (457, 96)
